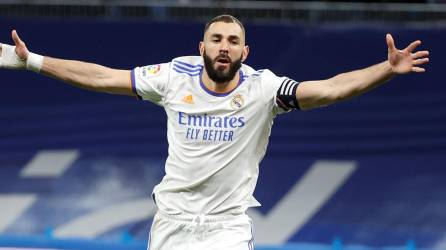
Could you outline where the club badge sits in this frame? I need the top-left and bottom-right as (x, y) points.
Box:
(231, 94), (244, 109)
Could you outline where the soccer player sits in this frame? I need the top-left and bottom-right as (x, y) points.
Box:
(0, 15), (429, 250)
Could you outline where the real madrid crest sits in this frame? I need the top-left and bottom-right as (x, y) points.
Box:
(230, 94), (244, 109)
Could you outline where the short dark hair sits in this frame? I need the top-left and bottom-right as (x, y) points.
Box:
(203, 15), (245, 36)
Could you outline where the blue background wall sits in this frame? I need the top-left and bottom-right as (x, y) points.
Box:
(0, 17), (445, 249)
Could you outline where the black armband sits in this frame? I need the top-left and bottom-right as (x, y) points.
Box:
(276, 78), (301, 110)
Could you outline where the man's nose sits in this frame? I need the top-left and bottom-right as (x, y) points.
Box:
(219, 40), (229, 52)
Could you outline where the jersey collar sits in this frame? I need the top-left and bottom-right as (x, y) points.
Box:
(199, 69), (245, 97)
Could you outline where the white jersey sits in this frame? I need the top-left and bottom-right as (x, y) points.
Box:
(132, 56), (293, 215)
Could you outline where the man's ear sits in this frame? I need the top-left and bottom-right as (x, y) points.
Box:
(242, 45), (249, 62)
(199, 41), (204, 56)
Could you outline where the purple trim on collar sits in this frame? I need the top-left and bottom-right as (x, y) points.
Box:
(199, 69), (245, 97)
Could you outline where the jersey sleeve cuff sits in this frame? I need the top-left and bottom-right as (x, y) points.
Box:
(131, 69), (142, 100)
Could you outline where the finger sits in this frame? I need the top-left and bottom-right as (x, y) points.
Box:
(412, 50), (429, 59)
(412, 67), (425, 73)
(406, 40), (421, 52)
(11, 30), (24, 46)
(386, 34), (397, 52)
(413, 58), (429, 65)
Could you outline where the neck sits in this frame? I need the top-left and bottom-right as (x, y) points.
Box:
(201, 70), (240, 94)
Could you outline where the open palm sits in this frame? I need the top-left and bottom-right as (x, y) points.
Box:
(387, 34), (429, 74)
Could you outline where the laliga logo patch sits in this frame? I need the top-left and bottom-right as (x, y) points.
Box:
(142, 64), (161, 77)
(231, 94), (244, 109)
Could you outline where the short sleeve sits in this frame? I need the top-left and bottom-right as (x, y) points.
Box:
(131, 63), (170, 106)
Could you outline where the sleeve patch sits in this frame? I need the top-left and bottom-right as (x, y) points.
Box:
(141, 64), (162, 78)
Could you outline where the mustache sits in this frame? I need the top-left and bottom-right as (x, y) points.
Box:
(214, 54), (232, 63)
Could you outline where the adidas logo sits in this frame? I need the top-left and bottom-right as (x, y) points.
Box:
(182, 94), (194, 104)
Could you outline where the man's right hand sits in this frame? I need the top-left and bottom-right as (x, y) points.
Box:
(1, 30), (134, 96)
(10, 30), (30, 60)
(0, 30), (30, 70)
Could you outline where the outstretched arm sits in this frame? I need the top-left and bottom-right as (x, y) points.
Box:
(296, 34), (430, 110)
(0, 30), (133, 96)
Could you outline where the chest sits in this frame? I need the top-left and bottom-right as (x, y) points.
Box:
(164, 77), (268, 117)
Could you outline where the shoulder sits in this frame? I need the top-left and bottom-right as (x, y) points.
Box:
(241, 65), (280, 83)
(171, 56), (203, 76)
(172, 55), (203, 65)
(243, 67), (288, 100)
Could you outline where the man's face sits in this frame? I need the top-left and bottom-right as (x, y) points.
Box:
(200, 22), (249, 84)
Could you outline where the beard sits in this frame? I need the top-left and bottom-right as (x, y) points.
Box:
(203, 50), (242, 84)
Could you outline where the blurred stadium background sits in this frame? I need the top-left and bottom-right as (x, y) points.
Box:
(0, 0), (445, 250)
